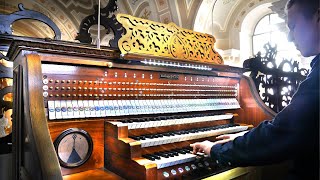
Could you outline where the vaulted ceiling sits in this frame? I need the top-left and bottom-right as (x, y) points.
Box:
(0, 0), (284, 51)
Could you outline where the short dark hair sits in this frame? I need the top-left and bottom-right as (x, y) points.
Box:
(286, 0), (319, 18)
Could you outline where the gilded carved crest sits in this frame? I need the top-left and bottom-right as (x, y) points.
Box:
(117, 14), (223, 64)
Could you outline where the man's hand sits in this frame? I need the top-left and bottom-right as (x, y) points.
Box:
(215, 130), (248, 144)
(190, 140), (215, 156)
(190, 131), (249, 156)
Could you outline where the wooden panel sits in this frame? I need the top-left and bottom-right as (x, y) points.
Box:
(105, 122), (128, 138)
(62, 169), (123, 180)
(22, 54), (62, 179)
(105, 151), (157, 180)
(105, 136), (141, 158)
(202, 167), (259, 180)
(235, 76), (276, 126)
(48, 120), (104, 176)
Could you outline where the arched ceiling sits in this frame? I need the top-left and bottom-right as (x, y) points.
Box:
(194, 0), (281, 49)
(0, 0), (202, 44)
(1, 0), (286, 52)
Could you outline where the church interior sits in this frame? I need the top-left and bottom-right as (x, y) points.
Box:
(0, 0), (315, 179)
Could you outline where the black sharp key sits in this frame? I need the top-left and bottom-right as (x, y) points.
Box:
(145, 134), (154, 139)
(129, 136), (139, 140)
(136, 118), (145, 122)
(170, 150), (179, 156)
(176, 149), (187, 154)
(120, 119), (127, 123)
(150, 154), (161, 160)
(166, 151), (175, 157)
(152, 134), (158, 138)
(160, 116), (167, 120)
(142, 154), (155, 161)
(155, 152), (169, 158)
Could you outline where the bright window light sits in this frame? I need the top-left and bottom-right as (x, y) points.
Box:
(253, 14), (301, 68)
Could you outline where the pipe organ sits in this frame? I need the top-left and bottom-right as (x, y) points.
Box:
(10, 14), (275, 180)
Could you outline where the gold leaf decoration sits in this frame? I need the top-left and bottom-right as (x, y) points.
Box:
(117, 14), (223, 65)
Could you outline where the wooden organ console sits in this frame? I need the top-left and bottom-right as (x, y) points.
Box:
(9, 14), (275, 180)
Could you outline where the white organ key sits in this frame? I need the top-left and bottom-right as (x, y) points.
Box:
(140, 100), (146, 114)
(172, 99), (178, 113)
(132, 100), (138, 114)
(117, 100), (124, 116)
(147, 100), (153, 114)
(153, 100), (159, 114)
(141, 100), (146, 113)
(187, 99), (193, 111)
(139, 100), (145, 114)
(205, 99), (211, 110)
(125, 100), (132, 115)
(66, 100), (73, 119)
(72, 100), (80, 118)
(233, 98), (241, 108)
(160, 100), (166, 113)
(88, 100), (95, 117)
(130, 100), (136, 115)
(60, 100), (68, 119)
(122, 100), (129, 115)
(94, 100), (101, 117)
(103, 100), (111, 116)
(147, 100), (154, 114)
(111, 100), (118, 116)
(99, 100), (106, 117)
(78, 100), (85, 118)
(47, 101), (55, 120)
(168, 99), (174, 113)
(129, 100), (137, 115)
(83, 100), (90, 117)
(141, 100), (148, 114)
(66, 100), (74, 118)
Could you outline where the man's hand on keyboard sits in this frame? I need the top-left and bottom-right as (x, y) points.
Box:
(215, 130), (249, 144)
(190, 140), (215, 156)
(190, 131), (249, 156)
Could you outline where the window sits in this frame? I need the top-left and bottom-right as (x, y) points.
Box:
(252, 14), (301, 68)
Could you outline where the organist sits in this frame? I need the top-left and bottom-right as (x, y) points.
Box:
(191, 0), (320, 179)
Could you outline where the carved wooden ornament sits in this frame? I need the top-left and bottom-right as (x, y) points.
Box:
(117, 14), (223, 64)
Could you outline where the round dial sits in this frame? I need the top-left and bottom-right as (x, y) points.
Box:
(54, 128), (93, 168)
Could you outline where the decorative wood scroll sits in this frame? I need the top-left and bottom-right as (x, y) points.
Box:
(75, 0), (124, 48)
(243, 43), (308, 112)
(0, 3), (61, 40)
(117, 14), (223, 64)
(0, 52), (13, 153)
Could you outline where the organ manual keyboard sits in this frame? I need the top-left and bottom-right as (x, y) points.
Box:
(10, 14), (275, 180)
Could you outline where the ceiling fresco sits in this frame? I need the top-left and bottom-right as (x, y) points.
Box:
(0, 0), (284, 52)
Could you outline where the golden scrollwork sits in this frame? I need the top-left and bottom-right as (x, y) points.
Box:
(0, 54), (12, 138)
(116, 14), (223, 65)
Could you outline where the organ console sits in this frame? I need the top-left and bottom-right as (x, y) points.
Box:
(9, 14), (275, 180)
